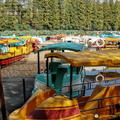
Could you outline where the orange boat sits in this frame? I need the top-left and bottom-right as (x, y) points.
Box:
(8, 49), (120, 120)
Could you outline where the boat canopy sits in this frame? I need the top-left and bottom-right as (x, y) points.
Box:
(0, 39), (20, 44)
(45, 49), (120, 67)
(0, 35), (17, 38)
(105, 37), (120, 41)
(13, 36), (32, 39)
(34, 42), (84, 53)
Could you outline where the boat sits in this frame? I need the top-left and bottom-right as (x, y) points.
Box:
(8, 49), (120, 120)
(61, 35), (84, 44)
(82, 36), (120, 51)
(32, 42), (85, 96)
(0, 36), (39, 68)
(97, 37), (120, 50)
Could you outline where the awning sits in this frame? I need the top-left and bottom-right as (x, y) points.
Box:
(45, 49), (120, 67)
(34, 42), (84, 53)
(105, 37), (120, 41)
(0, 39), (20, 44)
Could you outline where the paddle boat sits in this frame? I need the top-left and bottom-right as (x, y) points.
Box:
(99, 32), (120, 38)
(97, 37), (120, 50)
(61, 35), (84, 44)
(0, 36), (39, 68)
(80, 35), (105, 50)
(9, 49), (120, 120)
(84, 36), (120, 51)
(32, 42), (85, 96)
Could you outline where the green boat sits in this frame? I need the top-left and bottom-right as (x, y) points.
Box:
(32, 42), (85, 97)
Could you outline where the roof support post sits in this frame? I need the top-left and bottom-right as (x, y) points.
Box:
(37, 52), (40, 74)
(46, 57), (49, 86)
(70, 65), (73, 100)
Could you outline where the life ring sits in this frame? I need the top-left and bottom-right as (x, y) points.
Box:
(95, 74), (104, 81)
(20, 38), (26, 45)
(96, 38), (105, 47)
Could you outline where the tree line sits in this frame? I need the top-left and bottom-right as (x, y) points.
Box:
(0, 0), (120, 31)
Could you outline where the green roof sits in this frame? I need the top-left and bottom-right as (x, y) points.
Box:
(34, 42), (84, 53)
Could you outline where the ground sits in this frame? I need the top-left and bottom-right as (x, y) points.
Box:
(0, 40), (61, 119)
(1, 40), (61, 77)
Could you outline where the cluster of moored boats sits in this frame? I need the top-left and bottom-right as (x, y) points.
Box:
(1, 32), (120, 69)
(0, 35), (40, 68)
(1, 32), (120, 120)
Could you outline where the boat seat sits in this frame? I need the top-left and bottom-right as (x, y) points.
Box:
(54, 64), (68, 93)
(67, 66), (84, 74)
(49, 61), (62, 83)
(49, 61), (62, 74)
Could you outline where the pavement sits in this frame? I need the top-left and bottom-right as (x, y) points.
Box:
(0, 77), (35, 119)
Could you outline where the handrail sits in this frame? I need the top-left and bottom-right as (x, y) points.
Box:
(53, 78), (120, 114)
(53, 78), (119, 90)
(80, 95), (120, 114)
(80, 103), (119, 113)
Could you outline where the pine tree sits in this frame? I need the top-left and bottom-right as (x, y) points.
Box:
(42, 0), (51, 30)
(59, 0), (68, 30)
(109, 0), (115, 30)
(0, 1), (7, 30)
(92, 0), (103, 30)
(115, 0), (120, 30)
(76, 0), (86, 30)
(84, 0), (93, 30)
(65, 0), (74, 30)
(67, 0), (86, 30)
(102, 0), (112, 30)
(48, 0), (60, 30)
(32, 0), (42, 30)
(111, 0), (119, 30)
(20, 8), (31, 30)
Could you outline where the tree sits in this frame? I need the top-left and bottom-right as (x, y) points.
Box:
(21, 8), (31, 30)
(84, 0), (93, 30)
(42, 0), (51, 30)
(0, 1), (7, 30)
(48, 0), (60, 30)
(6, 16), (18, 30)
(76, 0), (86, 30)
(0, 0), (120, 31)
(92, 0), (103, 30)
(115, 0), (120, 30)
(66, 0), (86, 30)
(102, 0), (112, 30)
(59, 0), (69, 30)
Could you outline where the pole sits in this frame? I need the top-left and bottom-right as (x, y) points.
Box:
(23, 79), (26, 103)
(37, 52), (40, 74)
(46, 58), (49, 86)
(0, 66), (7, 120)
(70, 65), (73, 100)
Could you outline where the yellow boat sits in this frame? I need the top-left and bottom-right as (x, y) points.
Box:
(99, 37), (120, 50)
(0, 36), (39, 68)
(9, 49), (120, 120)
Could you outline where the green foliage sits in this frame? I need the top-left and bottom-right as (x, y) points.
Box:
(0, 30), (87, 36)
(0, 0), (120, 31)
